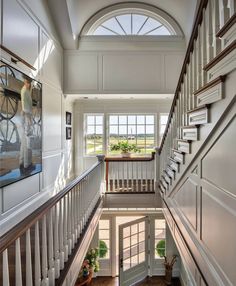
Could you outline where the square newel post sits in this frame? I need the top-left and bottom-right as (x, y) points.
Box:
(154, 147), (160, 192)
(96, 155), (106, 193)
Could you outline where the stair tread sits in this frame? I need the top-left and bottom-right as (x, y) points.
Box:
(181, 125), (200, 129)
(177, 139), (191, 143)
(168, 157), (180, 164)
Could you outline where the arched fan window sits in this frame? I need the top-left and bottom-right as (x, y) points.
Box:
(93, 13), (172, 36)
(82, 3), (183, 37)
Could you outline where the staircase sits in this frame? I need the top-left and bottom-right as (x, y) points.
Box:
(0, 157), (105, 286)
(158, 0), (236, 285)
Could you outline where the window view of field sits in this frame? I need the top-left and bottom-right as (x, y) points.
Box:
(85, 114), (161, 155)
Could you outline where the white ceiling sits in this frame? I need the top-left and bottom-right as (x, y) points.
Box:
(47, 0), (199, 49)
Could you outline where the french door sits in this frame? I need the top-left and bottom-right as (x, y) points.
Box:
(119, 217), (149, 286)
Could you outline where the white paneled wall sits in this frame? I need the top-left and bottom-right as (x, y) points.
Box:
(64, 38), (185, 94)
(0, 0), (74, 235)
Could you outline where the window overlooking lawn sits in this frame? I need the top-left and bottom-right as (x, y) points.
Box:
(85, 114), (104, 155)
(108, 114), (155, 154)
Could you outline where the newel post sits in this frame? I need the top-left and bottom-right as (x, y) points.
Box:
(154, 147), (160, 192)
(96, 154), (106, 192)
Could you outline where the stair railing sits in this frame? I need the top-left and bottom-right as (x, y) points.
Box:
(105, 152), (156, 192)
(158, 0), (236, 192)
(0, 155), (105, 286)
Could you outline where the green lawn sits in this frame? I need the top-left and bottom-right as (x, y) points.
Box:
(86, 136), (155, 155)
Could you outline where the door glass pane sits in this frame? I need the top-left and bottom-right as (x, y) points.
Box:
(139, 231), (145, 242)
(131, 224), (138, 235)
(131, 255), (138, 267)
(123, 237), (131, 248)
(131, 244), (138, 256)
(139, 241), (145, 252)
(139, 222), (145, 232)
(131, 234), (138, 245)
(123, 227), (130, 238)
(123, 248), (130, 260)
(123, 258), (130, 271)
(139, 252), (145, 263)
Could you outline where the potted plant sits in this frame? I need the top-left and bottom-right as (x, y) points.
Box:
(163, 255), (177, 285)
(110, 141), (140, 157)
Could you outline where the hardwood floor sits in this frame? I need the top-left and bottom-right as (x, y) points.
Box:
(90, 276), (181, 286)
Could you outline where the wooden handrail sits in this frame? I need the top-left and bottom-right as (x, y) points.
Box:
(0, 44), (36, 71)
(0, 160), (102, 254)
(105, 151), (155, 162)
(159, 0), (208, 154)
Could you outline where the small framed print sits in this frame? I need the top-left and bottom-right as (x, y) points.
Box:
(66, 127), (72, 140)
(66, 111), (72, 125)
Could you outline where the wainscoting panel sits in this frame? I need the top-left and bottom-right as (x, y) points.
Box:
(201, 116), (236, 196)
(173, 178), (198, 231)
(2, 0), (39, 67)
(201, 187), (236, 285)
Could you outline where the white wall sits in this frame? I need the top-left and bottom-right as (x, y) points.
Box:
(73, 98), (172, 175)
(64, 37), (185, 94)
(0, 0), (74, 234)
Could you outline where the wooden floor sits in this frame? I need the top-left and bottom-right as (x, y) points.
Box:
(90, 276), (181, 286)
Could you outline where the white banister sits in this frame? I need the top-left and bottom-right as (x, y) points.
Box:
(34, 222), (41, 286)
(3, 249), (10, 286)
(54, 204), (60, 278)
(48, 209), (55, 286)
(15, 238), (23, 286)
(41, 216), (49, 286)
(26, 229), (33, 286)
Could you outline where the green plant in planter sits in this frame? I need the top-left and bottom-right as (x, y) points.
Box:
(156, 239), (166, 257)
(110, 141), (140, 154)
(85, 247), (100, 272)
(99, 240), (108, 258)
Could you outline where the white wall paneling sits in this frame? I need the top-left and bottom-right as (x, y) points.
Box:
(3, 174), (40, 212)
(42, 83), (62, 152)
(64, 46), (185, 94)
(64, 53), (98, 91)
(2, 0), (39, 68)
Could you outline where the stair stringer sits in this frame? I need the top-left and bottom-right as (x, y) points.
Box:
(162, 95), (236, 286)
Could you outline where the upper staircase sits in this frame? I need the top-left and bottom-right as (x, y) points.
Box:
(158, 0), (236, 285)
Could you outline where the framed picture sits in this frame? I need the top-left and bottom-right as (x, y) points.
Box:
(66, 111), (72, 125)
(0, 60), (42, 188)
(66, 127), (72, 140)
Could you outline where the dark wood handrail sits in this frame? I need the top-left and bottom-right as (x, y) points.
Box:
(0, 44), (36, 71)
(159, 0), (208, 153)
(105, 151), (155, 162)
(0, 160), (102, 254)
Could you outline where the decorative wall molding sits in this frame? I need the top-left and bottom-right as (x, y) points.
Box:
(188, 105), (209, 125)
(177, 140), (191, 154)
(182, 126), (199, 141)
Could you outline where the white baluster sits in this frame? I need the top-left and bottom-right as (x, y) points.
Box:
(34, 222), (41, 286)
(54, 204), (60, 278)
(206, 1), (214, 63)
(3, 249), (10, 286)
(15, 238), (23, 286)
(59, 199), (65, 269)
(26, 229), (33, 286)
(67, 192), (72, 255)
(220, 0), (230, 27)
(63, 196), (68, 261)
(41, 216), (49, 286)
(212, 0), (221, 56)
(48, 209), (55, 286)
(145, 161), (148, 192)
(229, 0), (236, 15)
